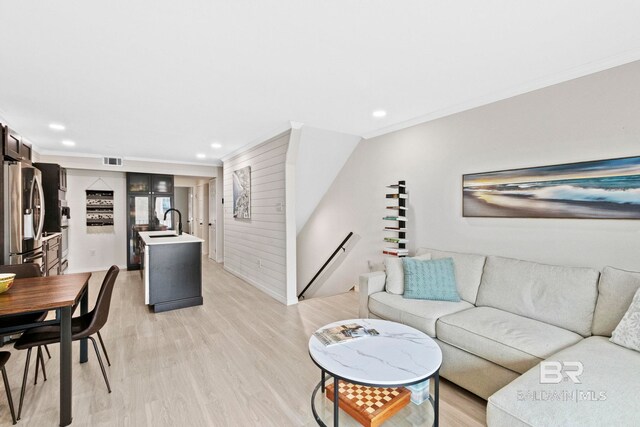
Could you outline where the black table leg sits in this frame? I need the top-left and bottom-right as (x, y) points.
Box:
(60, 306), (72, 426)
(321, 370), (325, 393)
(434, 371), (440, 427)
(333, 376), (339, 426)
(80, 287), (88, 363)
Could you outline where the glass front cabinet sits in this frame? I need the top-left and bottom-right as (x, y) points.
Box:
(126, 173), (175, 270)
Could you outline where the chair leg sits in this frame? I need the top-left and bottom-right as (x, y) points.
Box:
(89, 336), (111, 393)
(34, 347), (40, 386)
(39, 347), (47, 382)
(17, 347), (32, 420)
(1, 366), (17, 425)
(97, 331), (111, 367)
(33, 346), (48, 385)
(44, 345), (51, 359)
(34, 346), (47, 385)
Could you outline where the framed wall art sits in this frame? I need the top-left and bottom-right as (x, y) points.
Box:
(462, 156), (640, 219)
(86, 189), (115, 232)
(233, 166), (251, 219)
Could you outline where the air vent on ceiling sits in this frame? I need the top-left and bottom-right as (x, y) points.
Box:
(103, 156), (123, 166)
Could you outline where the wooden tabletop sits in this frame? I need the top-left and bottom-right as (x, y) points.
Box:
(0, 273), (92, 316)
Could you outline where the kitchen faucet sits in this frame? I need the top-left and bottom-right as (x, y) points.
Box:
(163, 208), (183, 235)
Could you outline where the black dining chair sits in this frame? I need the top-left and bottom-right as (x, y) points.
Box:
(0, 264), (50, 386)
(14, 265), (119, 419)
(0, 352), (17, 425)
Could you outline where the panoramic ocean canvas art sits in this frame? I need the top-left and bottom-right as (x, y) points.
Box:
(463, 156), (640, 219)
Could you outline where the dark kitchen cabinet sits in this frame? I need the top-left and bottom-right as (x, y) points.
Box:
(126, 173), (174, 270)
(2, 125), (32, 163)
(153, 175), (173, 194)
(43, 234), (62, 276)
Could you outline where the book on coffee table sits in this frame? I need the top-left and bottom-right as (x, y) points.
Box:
(313, 323), (379, 346)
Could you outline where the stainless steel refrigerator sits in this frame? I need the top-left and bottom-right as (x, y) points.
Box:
(3, 160), (45, 270)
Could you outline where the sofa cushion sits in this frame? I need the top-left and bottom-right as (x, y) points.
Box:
(592, 266), (640, 337)
(415, 248), (486, 304)
(437, 307), (582, 374)
(610, 287), (640, 352)
(488, 336), (640, 427)
(368, 291), (473, 337)
(403, 257), (461, 302)
(384, 254), (431, 295)
(476, 256), (599, 337)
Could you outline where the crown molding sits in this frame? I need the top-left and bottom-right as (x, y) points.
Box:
(38, 150), (221, 167)
(363, 49), (640, 140)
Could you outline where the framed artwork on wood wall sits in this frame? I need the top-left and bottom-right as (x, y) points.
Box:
(233, 166), (251, 219)
(463, 155), (640, 219)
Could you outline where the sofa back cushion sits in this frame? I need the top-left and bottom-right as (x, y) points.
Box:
(592, 266), (640, 337)
(475, 256), (599, 337)
(415, 248), (486, 304)
(384, 254), (431, 295)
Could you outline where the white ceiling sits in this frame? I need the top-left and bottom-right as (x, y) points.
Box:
(1, 1), (640, 165)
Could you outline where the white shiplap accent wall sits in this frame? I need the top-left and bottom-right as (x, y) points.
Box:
(223, 131), (291, 304)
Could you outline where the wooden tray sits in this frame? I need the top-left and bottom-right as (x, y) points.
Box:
(326, 380), (410, 427)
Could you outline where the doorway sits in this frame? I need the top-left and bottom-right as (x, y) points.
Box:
(194, 183), (209, 255)
(174, 187), (189, 235)
(208, 178), (216, 260)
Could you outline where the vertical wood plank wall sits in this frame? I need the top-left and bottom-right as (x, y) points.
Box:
(223, 132), (290, 303)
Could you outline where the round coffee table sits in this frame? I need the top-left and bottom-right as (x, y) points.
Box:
(308, 319), (442, 427)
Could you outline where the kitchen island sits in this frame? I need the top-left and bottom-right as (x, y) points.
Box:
(138, 231), (203, 312)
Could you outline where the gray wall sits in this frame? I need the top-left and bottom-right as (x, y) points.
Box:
(223, 132), (290, 303)
(298, 60), (640, 298)
(174, 187), (189, 233)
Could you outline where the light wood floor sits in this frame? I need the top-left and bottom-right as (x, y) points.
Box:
(0, 259), (486, 426)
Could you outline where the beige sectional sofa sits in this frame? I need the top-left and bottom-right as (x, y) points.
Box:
(358, 248), (640, 426)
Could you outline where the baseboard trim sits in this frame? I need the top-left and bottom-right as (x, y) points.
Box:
(224, 265), (288, 305)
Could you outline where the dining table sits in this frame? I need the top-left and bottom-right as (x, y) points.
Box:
(0, 272), (92, 426)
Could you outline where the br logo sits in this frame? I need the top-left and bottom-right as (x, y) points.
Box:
(540, 361), (584, 384)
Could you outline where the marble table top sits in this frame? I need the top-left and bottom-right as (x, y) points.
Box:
(309, 319), (442, 386)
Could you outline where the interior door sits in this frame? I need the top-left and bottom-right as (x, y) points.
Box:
(193, 186), (201, 239)
(196, 184), (209, 255)
(188, 187), (194, 235)
(208, 179), (216, 260)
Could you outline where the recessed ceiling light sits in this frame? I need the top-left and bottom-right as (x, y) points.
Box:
(61, 140), (76, 147)
(372, 110), (387, 118)
(49, 123), (66, 131)
(211, 143), (222, 149)
(196, 153), (206, 159)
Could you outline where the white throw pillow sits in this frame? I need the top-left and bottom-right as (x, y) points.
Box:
(385, 253), (432, 295)
(610, 287), (640, 352)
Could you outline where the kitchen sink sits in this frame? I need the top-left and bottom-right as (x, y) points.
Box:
(148, 234), (179, 238)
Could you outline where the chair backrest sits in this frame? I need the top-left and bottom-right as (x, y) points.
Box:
(0, 263), (42, 279)
(86, 265), (120, 335)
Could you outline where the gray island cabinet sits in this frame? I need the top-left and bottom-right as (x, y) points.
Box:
(139, 231), (204, 312)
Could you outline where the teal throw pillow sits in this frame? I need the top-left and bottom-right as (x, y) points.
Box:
(402, 257), (461, 302)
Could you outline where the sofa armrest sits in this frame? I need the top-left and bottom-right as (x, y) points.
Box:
(358, 271), (386, 318)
